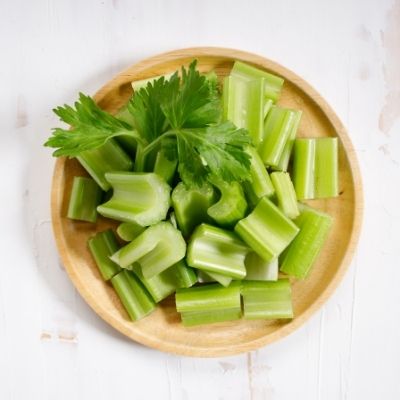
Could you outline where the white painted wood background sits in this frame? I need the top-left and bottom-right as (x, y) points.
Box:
(1, 0), (399, 398)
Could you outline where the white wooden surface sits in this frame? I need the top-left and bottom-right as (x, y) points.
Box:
(1, 0), (399, 398)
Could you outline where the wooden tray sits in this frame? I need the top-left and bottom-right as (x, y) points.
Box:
(51, 47), (363, 357)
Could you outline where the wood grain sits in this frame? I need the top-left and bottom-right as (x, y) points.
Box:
(50, 47), (363, 357)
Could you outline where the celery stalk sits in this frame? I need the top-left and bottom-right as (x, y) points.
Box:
(88, 230), (121, 280)
(153, 146), (177, 184)
(132, 260), (197, 303)
(97, 172), (171, 225)
(77, 139), (133, 191)
(244, 252), (278, 281)
(172, 182), (216, 237)
(280, 204), (333, 279)
(207, 178), (247, 228)
(187, 224), (249, 279)
(181, 308), (242, 327)
(234, 197), (299, 262)
(242, 279), (293, 319)
(315, 138), (339, 198)
(111, 270), (155, 321)
(196, 270), (233, 287)
(264, 98), (273, 119)
(292, 138), (315, 200)
(67, 176), (103, 223)
(117, 222), (145, 242)
(111, 222), (186, 278)
(270, 172), (299, 219)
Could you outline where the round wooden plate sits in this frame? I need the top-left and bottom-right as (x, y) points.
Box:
(51, 47), (363, 357)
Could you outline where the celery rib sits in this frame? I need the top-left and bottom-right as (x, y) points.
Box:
(116, 222), (145, 242)
(270, 172), (299, 219)
(244, 252), (278, 281)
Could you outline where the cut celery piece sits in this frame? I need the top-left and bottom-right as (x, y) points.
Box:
(153, 146), (177, 184)
(280, 204), (333, 279)
(117, 222), (145, 242)
(97, 172), (171, 225)
(111, 270), (155, 321)
(270, 172), (299, 219)
(88, 230), (121, 281)
(77, 139), (133, 191)
(244, 252), (278, 281)
(207, 178), (247, 228)
(169, 211), (177, 229)
(67, 176), (103, 223)
(196, 270), (233, 287)
(258, 106), (297, 168)
(181, 308), (242, 327)
(132, 260), (197, 303)
(111, 222), (186, 278)
(292, 138), (315, 200)
(242, 279), (293, 319)
(176, 282), (241, 313)
(131, 73), (173, 92)
(234, 197), (299, 262)
(264, 98), (273, 119)
(243, 146), (275, 206)
(187, 224), (249, 279)
(274, 110), (302, 171)
(172, 182), (216, 237)
(230, 61), (284, 102)
(315, 138), (339, 198)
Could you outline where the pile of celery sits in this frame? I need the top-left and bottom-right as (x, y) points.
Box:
(45, 60), (338, 327)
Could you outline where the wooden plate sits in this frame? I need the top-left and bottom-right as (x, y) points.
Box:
(51, 47), (363, 357)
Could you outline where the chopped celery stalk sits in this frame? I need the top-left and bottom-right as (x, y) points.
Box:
(88, 229), (121, 280)
(242, 279), (293, 319)
(264, 98), (273, 119)
(223, 76), (265, 145)
(132, 260), (197, 303)
(181, 308), (241, 327)
(176, 282), (241, 313)
(243, 146), (275, 206)
(244, 252), (278, 281)
(97, 172), (171, 225)
(274, 110), (302, 171)
(230, 61), (284, 102)
(111, 270), (155, 321)
(169, 211), (177, 229)
(172, 182), (216, 237)
(117, 222), (145, 242)
(77, 139), (133, 191)
(292, 138), (315, 200)
(207, 178), (247, 227)
(131, 73), (173, 92)
(258, 106), (297, 168)
(270, 172), (300, 219)
(235, 197), (299, 262)
(67, 176), (103, 223)
(280, 204), (333, 279)
(315, 138), (339, 198)
(111, 222), (186, 278)
(153, 144), (178, 184)
(187, 224), (249, 279)
(196, 270), (233, 287)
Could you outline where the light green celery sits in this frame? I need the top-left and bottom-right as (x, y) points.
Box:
(292, 138), (315, 200)
(175, 282), (241, 313)
(223, 76), (265, 145)
(264, 98), (273, 119)
(114, 106), (137, 155)
(242, 279), (293, 319)
(132, 260), (197, 303)
(244, 252), (278, 281)
(187, 224), (249, 279)
(131, 73), (173, 91)
(97, 172), (171, 225)
(258, 106), (297, 168)
(234, 197), (299, 262)
(274, 110), (302, 171)
(196, 270), (232, 287)
(230, 61), (284, 102)
(111, 222), (186, 278)
(181, 308), (242, 327)
(280, 204), (333, 279)
(111, 270), (155, 321)
(207, 178), (247, 228)
(169, 212), (177, 229)
(67, 177), (103, 222)
(117, 222), (145, 242)
(88, 230), (121, 280)
(270, 172), (299, 219)
(172, 182), (216, 237)
(243, 146), (275, 206)
(153, 144), (177, 184)
(315, 138), (339, 198)
(77, 139), (133, 191)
